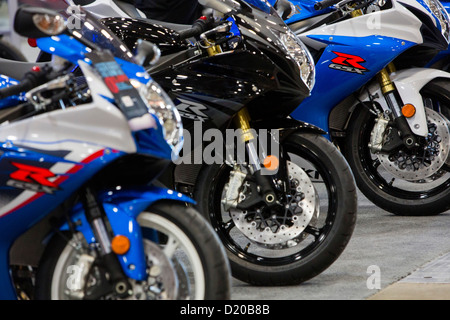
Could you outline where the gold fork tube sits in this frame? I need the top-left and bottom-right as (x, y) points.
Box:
(234, 108), (255, 142)
(377, 66), (396, 95)
(386, 62), (396, 74)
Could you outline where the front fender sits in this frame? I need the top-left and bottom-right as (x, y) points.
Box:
(61, 186), (195, 281)
(252, 117), (327, 135)
(357, 68), (450, 137)
(99, 185), (196, 217)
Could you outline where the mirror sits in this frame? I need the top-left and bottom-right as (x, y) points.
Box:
(14, 6), (67, 39)
(135, 39), (161, 67)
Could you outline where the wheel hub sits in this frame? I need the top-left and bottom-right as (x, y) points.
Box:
(229, 161), (318, 247)
(378, 108), (450, 181)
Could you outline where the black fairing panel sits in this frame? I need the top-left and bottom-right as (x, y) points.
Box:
(102, 3), (310, 141)
(102, 17), (191, 55)
(151, 47), (306, 130)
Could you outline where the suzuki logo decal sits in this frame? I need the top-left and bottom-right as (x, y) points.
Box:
(329, 51), (369, 75)
(176, 99), (209, 122)
(7, 162), (60, 194)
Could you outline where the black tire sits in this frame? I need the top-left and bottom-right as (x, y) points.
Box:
(0, 39), (27, 61)
(194, 132), (357, 286)
(343, 97), (450, 216)
(35, 201), (231, 300)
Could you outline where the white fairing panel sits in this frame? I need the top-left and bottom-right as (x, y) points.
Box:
(0, 100), (137, 161)
(298, 0), (424, 50)
(0, 99), (136, 218)
(357, 68), (450, 137)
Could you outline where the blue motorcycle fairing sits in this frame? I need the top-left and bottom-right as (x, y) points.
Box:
(442, 0), (450, 11)
(36, 35), (151, 85)
(133, 121), (175, 160)
(0, 76), (26, 109)
(290, 35), (416, 134)
(243, 0), (276, 12)
(286, 0), (445, 27)
(0, 144), (124, 235)
(0, 144), (124, 300)
(37, 35), (176, 161)
(61, 185), (196, 281)
(37, 35), (92, 66)
(285, 0), (335, 24)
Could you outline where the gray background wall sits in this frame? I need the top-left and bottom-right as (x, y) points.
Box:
(1, 0), (39, 61)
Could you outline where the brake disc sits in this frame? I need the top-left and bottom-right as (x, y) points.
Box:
(229, 161), (317, 247)
(378, 108), (450, 181)
(142, 240), (179, 300)
(120, 240), (181, 300)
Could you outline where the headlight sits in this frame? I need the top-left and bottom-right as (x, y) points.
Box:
(424, 0), (450, 43)
(279, 31), (316, 91)
(142, 80), (184, 157)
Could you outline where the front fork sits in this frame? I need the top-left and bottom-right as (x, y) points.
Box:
(232, 108), (279, 206)
(376, 63), (417, 149)
(81, 187), (132, 299)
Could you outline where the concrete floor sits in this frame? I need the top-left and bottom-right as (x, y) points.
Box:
(229, 190), (450, 300)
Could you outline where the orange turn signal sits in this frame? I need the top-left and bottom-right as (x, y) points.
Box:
(263, 155), (279, 171)
(111, 235), (131, 255)
(402, 104), (416, 118)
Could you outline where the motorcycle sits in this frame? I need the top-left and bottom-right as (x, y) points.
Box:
(0, 3), (231, 300)
(82, 0), (358, 286)
(273, 0), (450, 217)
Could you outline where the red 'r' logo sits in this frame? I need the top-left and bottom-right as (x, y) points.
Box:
(331, 51), (367, 70)
(329, 52), (369, 74)
(10, 162), (59, 188)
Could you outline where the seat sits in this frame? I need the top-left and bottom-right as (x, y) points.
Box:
(113, 0), (146, 19)
(112, 0), (191, 32)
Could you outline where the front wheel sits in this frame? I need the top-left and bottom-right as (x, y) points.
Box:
(343, 96), (450, 216)
(194, 132), (357, 286)
(34, 201), (231, 300)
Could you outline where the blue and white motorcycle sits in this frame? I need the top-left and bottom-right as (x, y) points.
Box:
(0, 4), (230, 300)
(278, 0), (450, 216)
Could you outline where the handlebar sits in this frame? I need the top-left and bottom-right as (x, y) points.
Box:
(0, 78), (34, 100)
(0, 65), (53, 99)
(314, 0), (341, 10)
(178, 16), (215, 41)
